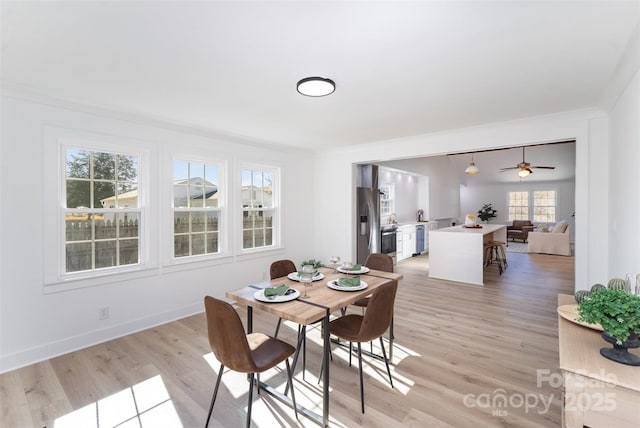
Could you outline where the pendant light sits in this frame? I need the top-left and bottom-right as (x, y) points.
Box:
(464, 155), (479, 174)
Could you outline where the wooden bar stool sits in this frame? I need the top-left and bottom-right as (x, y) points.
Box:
(485, 240), (507, 274)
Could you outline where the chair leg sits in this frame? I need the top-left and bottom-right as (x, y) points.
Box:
(349, 341), (353, 367)
(285, 359), (299, 420)
(246, 373), (254, 428)
(274, 318), (282, 337)
(380, 337), (393, 388)
(388, 316), (395, 362)
(205, 363), (225, 428)
(357, 342), (365, 414)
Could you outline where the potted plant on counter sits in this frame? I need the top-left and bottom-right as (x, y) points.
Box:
(577, 287), (640, 366)
(477, 203), (497, 223)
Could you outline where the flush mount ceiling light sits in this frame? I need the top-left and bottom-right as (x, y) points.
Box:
(296, 77), (336, 97)
(464, 155), (479, 174)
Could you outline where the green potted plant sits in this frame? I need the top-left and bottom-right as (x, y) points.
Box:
(477, 203), (497, 223)
(577, 288), (640, 366)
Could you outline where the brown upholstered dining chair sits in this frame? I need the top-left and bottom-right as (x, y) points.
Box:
(329, 280), (398, 414)
(270, 259), (297, 337)
(270, 259), (326, 379)
(204, 296), (298, 428)
(351, 253), (396, 357)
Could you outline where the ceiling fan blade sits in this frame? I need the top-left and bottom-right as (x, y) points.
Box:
(499, 167), (518, 171)
(531, 166), (556, 169)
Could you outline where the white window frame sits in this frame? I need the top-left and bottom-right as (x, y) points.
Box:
(533, 190), (557, 223)
(508, 191), (530, 222)
(238, 163), (281, 254)
(380, 182), (395, 222)
(507, 189), (558, 223)
(170, 155), (228, 264)
(43, 127), (155, 292)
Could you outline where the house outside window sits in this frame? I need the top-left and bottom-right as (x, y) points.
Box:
(65, 148), (140, 273)
(508, 191), (529, 221)
(533, 190), (557, 223)
(173, 160), (223, 258)
(241, 166), (278, 250)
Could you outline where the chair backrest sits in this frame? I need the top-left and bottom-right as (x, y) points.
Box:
(357, 280), (398, 342)
(270, 259), (297, 279)
(364, 253), (394, 273)
(204, 296), (257, 373)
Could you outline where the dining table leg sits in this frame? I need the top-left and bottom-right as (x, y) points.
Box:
(322, 308), (330, 427)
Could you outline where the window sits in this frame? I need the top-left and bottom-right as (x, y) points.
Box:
(533, 190), (556, 223)
(65, 148), (140, 273)
(173, 160), (223, 258)
(508, 190), (557, 222)
(241, 167), (278, 250)
(380, 183), (395, 218)
(508, 191), (529, 221)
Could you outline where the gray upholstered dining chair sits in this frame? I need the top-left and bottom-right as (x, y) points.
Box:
(204, 296), (298, 427)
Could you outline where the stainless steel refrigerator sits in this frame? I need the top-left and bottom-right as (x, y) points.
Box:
(356, 187), (381, 264)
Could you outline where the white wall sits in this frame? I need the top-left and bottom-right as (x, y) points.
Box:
(381, 156), (461, 221)
(378, 167), (420, 224)
(608, 68), (640, 278)
(0, 94), (314, 372)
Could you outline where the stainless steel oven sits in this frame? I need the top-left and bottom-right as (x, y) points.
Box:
(380, 225), (397, 261)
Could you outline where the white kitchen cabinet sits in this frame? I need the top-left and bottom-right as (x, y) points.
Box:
(397, 225), (415, 261)
(425, 222), (438, 252)
(396, 232), (404, 261)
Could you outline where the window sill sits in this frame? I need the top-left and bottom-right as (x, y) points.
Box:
(43, 265), (159, 294)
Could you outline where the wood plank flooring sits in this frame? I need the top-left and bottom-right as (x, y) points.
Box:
(0, 252), (574, 427)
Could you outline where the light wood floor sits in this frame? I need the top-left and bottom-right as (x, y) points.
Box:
(1, 253), (574, 427)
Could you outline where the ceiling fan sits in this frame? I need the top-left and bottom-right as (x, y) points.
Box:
(499, 146), (555, 177)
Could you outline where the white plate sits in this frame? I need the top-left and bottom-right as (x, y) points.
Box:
(287, 272), (325, 282)
(254, 288), (300, 303)
(327, 280), (368, 292)
(337, 266), (370, 274)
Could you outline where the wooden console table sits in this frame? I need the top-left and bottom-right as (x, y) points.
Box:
(558, 294), (640, 427)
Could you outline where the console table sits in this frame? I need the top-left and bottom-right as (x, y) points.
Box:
(558, 294), (640, 427)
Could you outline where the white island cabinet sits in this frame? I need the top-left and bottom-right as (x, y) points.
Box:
(428, 224), (507, 285)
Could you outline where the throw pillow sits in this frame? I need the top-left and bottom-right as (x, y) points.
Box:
(551, 221), (568, 233)
(537, 225), (548, 233)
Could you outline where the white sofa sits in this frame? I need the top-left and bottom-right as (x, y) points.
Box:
(527, 222), (571, 256)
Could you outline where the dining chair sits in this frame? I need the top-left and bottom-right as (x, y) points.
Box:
(352, 253), (396, 356)
(204, 296), (298, 428)
(329, 280), (398, 413)
(270, 259), (297, 337)
(270, 259), (328, 380)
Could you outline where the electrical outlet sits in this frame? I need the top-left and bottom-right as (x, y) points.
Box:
(98, 307), (109, 320)
(262, 271), (267, 280)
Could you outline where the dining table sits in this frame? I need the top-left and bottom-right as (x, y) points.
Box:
(225, 265), (403, 427)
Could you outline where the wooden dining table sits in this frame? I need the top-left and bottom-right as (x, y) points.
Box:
(225, 266), (403, 427)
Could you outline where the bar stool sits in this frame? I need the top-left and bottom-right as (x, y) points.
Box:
(485, 240), (507, 274)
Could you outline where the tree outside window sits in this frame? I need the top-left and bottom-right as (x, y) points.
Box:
(65, 149), (140, 273)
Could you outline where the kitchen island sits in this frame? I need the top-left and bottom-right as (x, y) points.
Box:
(428, 224), (507, 285)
